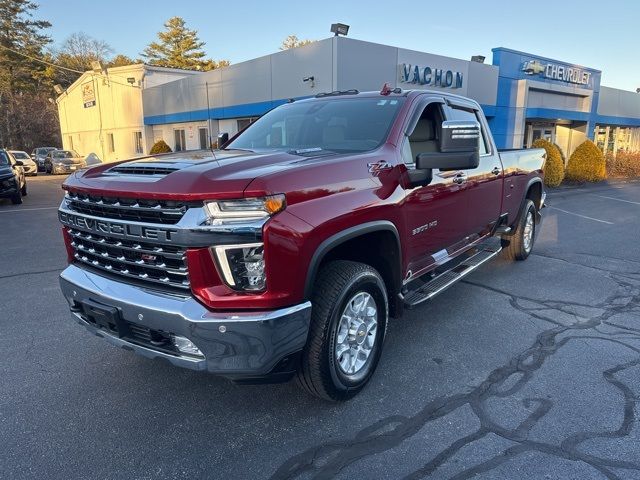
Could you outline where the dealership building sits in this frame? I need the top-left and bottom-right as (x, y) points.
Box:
(57, 36), (640, 162)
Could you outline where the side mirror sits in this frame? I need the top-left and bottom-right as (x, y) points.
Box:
(15, 160), (24, 166)
(416, 120), (480, 171)
(217, 132), (229, 148)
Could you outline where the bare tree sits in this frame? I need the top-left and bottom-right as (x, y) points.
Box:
(280, 35), (315, 50)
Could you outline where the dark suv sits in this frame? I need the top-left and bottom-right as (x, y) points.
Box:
(0, 149), (27, 204)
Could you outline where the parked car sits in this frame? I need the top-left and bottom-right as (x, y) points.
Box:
(45, 149), (86, 175)
(32, 147), (57, 172)
(58, 88), (545, 401)
(9, 150), (37, 176)
(0, 149), (27, 204)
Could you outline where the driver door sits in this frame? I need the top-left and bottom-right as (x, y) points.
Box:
(400, 99), (473, 279)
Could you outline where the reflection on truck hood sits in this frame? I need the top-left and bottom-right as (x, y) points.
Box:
(67, 149), (331, 200)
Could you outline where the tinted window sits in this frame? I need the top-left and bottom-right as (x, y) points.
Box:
(448, 107), (488, 155)
(227, 97), (405, 154)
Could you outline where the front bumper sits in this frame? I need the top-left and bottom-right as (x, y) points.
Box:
(0, 177), (18, 197)
(59, 265), (312, 379)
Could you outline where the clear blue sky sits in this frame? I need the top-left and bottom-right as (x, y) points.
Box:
(38, 0), (639, 92)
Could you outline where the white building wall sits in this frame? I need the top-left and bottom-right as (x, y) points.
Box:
(57, 65), (197, 163)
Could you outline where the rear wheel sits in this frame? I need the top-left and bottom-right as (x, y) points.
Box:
(502, 199), (536, 261)
(297, 260), (388, 401)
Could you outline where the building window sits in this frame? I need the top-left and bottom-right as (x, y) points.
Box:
(237, 117), (258, 133)
(199, 127), (208, 149)
(133, 131), (143, 154)
(174, 129), (186, 151)
(107, 133), (115, 153)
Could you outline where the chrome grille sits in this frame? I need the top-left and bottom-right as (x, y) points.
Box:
(67, 228), (190, 291)
(65, 191), (200, 224)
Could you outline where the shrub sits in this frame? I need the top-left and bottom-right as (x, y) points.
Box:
(553, 143), (567, 165)
(606, 151), (640, 178)
(532, 139), (564, 187)
(565, 140), (606, 182)
(149, 140), (172, 155)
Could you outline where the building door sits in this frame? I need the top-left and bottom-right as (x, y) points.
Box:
(526, 123), (555, 147)
(199, 127), (208, 149)
(174, 129), (186, 151)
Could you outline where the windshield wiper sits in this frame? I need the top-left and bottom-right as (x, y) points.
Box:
(287, 147), (336, 156)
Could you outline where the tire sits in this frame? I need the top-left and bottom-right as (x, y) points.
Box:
(296, 260), (388, 401)
(11, 182), (22, 205)
(502, 199), (536, 261)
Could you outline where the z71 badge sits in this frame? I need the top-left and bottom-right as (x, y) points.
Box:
(367, 160), (393, 176)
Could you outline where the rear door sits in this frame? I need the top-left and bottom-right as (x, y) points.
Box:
(445, 102), (503, 238)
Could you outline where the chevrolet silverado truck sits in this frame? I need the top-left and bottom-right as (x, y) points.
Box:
(58, 88), (545, 401)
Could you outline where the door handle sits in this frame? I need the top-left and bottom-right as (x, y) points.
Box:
(452, 172), (467, 185)
(491, 167), (501, 176)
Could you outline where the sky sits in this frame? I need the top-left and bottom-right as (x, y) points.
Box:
(37, 0), (639, 92)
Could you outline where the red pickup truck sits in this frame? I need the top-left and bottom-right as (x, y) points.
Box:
(58, 88), (545, 401)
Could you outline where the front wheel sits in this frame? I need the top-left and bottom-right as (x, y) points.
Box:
(297, 260), (388, 401)
(11, 182), (22, 205)
(502, 199), (536, 261)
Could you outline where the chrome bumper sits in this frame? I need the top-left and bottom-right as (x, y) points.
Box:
(59, 265), (312, 377)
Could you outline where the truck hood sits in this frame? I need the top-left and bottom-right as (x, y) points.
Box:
(64, 149), (322, 200)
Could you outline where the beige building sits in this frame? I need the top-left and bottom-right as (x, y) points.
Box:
(56, 64), (197, 162)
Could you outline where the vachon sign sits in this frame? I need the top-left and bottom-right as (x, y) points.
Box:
(399, 63), (464, 89)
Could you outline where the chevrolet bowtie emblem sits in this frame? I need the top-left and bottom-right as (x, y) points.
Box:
(522, 60), (546, 75)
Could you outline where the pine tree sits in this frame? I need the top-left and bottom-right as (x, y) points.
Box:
(142, 17), (207, 70)
(0, 0), (54, 148)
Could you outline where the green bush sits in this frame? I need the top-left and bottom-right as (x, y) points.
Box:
(606, 151), (640, 178)
(565, 140), (606, 182)
(532, 139), (564, 187)
(149, 140), (172, 155)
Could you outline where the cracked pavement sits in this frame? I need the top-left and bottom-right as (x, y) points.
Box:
(1, 177), (639, 479)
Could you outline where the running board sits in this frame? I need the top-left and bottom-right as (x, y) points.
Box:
(403, 241), (502, 309)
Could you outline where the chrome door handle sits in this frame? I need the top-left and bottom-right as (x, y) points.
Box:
(452, 173), (467, 185)
(491, 167), (501, 176)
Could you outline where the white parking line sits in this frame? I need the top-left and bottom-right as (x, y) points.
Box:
(547, 206), (614, 225)
(0, 206), (59, 214)
(592, 194), (640, 206)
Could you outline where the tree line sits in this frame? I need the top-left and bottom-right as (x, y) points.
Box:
(0, 0), (315, 151)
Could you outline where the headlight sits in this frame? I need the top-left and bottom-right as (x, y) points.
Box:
(212, 243), (266, 291)
(203, 194), (285, 225)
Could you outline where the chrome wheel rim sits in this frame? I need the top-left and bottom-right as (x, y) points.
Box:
(335, 292), (378, 375)
(523, 210), (534, 252)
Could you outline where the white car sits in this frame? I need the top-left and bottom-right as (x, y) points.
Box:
(10, 150), (38, 176)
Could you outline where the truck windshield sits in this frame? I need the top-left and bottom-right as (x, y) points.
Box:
(226, 97), (405, 154)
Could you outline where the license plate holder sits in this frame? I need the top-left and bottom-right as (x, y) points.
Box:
(80, 299), (127, 337)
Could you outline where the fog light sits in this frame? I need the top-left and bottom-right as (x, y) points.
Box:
(213, 243), (266, 291)
(172, 335), (204, 357)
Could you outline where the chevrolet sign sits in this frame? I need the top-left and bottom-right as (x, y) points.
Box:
(521, 60), (592, 86)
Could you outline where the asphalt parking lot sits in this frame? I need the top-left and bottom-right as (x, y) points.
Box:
(2, 175), (640, 479)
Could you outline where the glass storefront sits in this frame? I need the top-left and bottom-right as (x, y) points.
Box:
(594, 126), (640, 155)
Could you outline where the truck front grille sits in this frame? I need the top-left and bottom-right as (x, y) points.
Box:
(66, 191), (200, 225)
(67, 228), (190, 291)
